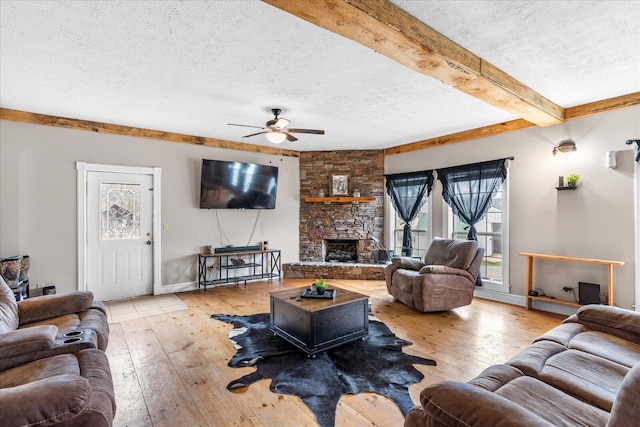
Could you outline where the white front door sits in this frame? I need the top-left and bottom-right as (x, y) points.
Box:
(86, 171), (154, 300)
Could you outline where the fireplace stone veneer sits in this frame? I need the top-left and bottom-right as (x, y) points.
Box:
(298, 150), (385, 265)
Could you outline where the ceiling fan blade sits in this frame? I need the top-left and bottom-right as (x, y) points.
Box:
(228, 123), (265, 129)
(287, 128), (325, 135)
(285, 133), (298, 142)
(242, 131), (269, 138)
(274, 118), (290, 130)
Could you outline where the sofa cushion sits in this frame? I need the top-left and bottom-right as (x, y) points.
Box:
(0, 349), (115, 427)
(0, 276), (19, 333)
(495, 376), (609, 427)
(417, 380), (555, 427)
(0, 374), (92, 426)
(538, 349), (629, 412)
(568, 331), (640, 368)
(424, 238), (478, 270)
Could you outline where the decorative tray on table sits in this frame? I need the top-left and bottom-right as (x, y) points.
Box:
(301, 288), (336, 299)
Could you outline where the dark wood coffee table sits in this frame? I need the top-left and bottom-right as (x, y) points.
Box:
(269, 286), (369, 356)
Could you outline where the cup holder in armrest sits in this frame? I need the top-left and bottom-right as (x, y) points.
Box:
(55, 329), (95, 348)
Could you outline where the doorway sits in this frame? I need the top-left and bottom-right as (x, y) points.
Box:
(77, 163), (161, 300)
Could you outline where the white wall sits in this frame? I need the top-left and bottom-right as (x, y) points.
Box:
(385, 106), (640, 310)
(0, 120), (300, 294)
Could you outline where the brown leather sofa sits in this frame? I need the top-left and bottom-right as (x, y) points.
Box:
(385, 238), (484, 312)
(0, 348), (116, 427)
(0, 276), (116, 426)
(405, 305), (640, 427)
(0, 276), (109, 370)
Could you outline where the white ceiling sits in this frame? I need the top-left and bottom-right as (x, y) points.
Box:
(1, 1), (638, 152)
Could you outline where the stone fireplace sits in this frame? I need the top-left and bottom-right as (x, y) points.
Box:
(324, 239), (358, 263)
(297, 150), (385, 266)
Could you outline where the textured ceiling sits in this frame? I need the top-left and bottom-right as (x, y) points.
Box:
(1, 1), (638, 152)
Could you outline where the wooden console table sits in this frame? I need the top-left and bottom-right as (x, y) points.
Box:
(198, 249), (281, 291)
(520, 252), (623, 310)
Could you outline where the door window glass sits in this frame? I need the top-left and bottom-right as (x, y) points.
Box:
(100, 182), (141, 240)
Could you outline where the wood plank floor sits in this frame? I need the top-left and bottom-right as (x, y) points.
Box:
(106, 278), (565, 427)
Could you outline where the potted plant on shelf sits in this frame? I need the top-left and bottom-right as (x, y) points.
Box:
(313, 278), (327, 295)
(567, 173), (580, 188)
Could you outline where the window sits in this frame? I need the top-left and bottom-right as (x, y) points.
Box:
(446, 178), (509, 290)
(393, 200), (431, 259)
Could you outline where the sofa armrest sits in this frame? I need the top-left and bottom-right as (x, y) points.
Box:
(17, 291), (95, 325)
(0, 325), (57, 359)
(0, 374), (91, 427)
(418, 265), (474, 282)
(607, 362), (640, 427)
(419, 381), (555, 427)
(564, 305), (640, 345)
(390, 256), (425, 271)
(90, 299), (108, 316)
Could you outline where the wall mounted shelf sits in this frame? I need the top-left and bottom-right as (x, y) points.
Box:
(304, 196), (376, 203)
(556, 186), (577, 191)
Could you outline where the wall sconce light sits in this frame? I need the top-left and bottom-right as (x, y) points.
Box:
(552, 139), (577, 156)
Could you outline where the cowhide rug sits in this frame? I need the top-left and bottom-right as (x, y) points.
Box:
(212, 313), (436, 427)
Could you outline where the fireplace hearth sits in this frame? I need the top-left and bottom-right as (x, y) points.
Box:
(324, 239), (358, 263)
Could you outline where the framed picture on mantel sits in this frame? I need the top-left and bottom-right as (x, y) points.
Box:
(331, 174), (349, 196)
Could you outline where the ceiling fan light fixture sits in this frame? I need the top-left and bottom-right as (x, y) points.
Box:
(266, 131), (287, 144)
(552, 139), (577, 156)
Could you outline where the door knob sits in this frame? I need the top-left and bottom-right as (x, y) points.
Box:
(146, 240), (152, 245)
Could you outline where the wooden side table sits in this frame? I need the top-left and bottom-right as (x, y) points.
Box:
(520, 252), (623, 311)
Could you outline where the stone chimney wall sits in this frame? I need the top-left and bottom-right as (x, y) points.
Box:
(299, 150), (385, 263)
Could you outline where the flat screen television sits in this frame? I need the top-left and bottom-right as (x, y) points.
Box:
(199, 159), (278, 209)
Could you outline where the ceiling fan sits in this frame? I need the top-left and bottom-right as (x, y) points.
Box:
(228, 108), (325, 143)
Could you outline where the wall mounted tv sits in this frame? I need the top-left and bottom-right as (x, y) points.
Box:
(199, 159), (278, 209)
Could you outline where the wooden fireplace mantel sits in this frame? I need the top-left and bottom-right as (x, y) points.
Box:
(304, 196), (376, 203)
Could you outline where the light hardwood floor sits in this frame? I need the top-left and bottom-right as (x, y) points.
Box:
(106, 278), (565, 427)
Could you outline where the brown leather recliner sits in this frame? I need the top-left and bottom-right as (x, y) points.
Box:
(0, 276), (109, 370)
(385, 238), (484, 312)
(0, 348), (116, 427)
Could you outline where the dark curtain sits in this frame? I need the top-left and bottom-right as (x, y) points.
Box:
(627, 140), (640, 163)
(437, 158), (509, 285)
(384, 170), (434, 256)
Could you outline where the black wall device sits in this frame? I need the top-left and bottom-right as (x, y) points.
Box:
(578, 282), (601, 305)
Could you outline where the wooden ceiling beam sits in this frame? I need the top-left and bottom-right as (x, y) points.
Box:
(2, 93), (636, 158)
(263, 0), (564, 127)
(0, 108), (300, 157)
(384, 92), (640, 156)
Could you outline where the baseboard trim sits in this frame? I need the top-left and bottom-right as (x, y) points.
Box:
(474, 288), (526, 306)
(156, 281), (197, 294)
(473, 289), (578, 317)
(156, 277), (282, 295)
